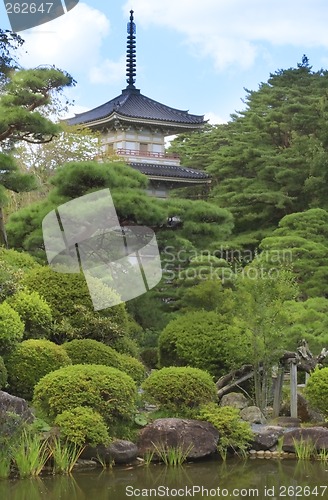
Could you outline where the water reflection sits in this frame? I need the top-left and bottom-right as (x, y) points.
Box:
(0, 459), (327, 500)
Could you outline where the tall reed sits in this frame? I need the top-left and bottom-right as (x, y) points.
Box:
(0, 449), (11, 479)
(152, 442), (193, 466)
(50, 437), (85, 474)
(292, 438), (317, 460)
(11, 431), (51, 478)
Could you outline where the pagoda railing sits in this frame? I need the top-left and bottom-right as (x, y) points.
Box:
(115, 148), (179, 160)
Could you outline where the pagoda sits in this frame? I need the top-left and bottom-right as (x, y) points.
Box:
(67, 11), (210, 198)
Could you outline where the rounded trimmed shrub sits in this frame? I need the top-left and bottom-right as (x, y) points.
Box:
(63, 339), (145, 385)
(0, 356), (7, 389)
(54, 406), (110, 446)
(6, 290), (52, 339)
(33, 364), (137, 424)
(0, 302), (24, 354)
(0, 247), (41, 272)
(6, 339), (71, 400)
(141, 366), (217, 413)
(158, 311), (252, 378)
(305, 367), (328, 416)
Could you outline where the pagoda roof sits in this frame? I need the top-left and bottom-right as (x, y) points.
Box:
(129, 161), (210, 183)
(66, 87), (205, 128)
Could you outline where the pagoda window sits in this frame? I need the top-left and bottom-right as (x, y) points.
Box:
(140, 143), (149, 153)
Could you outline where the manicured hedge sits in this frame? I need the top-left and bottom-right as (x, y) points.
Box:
(6, 290), (52, 339)
(305, 367), (328, 416)
(55, 406), (110, 446)
(0, 302), (24, 354)
(6, 339), (71, 400)
(33, 364), (137, 424)
(141, 366), (217, 414)
(63, 339), (145, 385)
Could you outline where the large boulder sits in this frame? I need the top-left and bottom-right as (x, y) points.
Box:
(240, 406), (266, 424)
(251, 425), (284, 450)
(82, 439), (138, 464)
(283, 427), (328, 452)
(297, 394), (324, 423)
(137, 418), (220, 459)
(220, 392), (249, 410)
(0, 390), (34, 423)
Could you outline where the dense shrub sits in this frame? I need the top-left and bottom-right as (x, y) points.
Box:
(33, 364), (137, 425)
(6, 339), (71, 400)
(0, 248), (40, 272)
(141, 366), (217, 414)
(198, 403), (253, 458)
(0, 302), (24, 354)
(54, 406), (110, 446)
(63, 339), (145, 385)
(6, 291), (52, 339)
(0, 356), (7, 389)
(158, 311), (252, 378)
(23, 268), (130, 344)
(305, 368), (328, 416)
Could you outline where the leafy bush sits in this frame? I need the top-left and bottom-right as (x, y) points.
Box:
(141, 366), (217, 414)
(54, 406), (110, 447)
(305, 367), (328, 416)
(63, 339), (145, 385)
(0, 302), (24, 354)
(158, 311), (252, 378)
(6, 339), (71, 400)
(0, 356), (7, 389)
(22, 268), (129, 344)
(6, 291), (52, 339)
(198, 403), (254, 459)
(33, 364), (137, 425)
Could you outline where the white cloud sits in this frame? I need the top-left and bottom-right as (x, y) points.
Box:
(89, 56), (126, 85)
(18, 3), (110, 73)
(204, 112), (227, 125)
(123, 0), (328, 70)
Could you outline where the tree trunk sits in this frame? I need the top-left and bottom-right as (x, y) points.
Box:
(0, 206), (8, 248)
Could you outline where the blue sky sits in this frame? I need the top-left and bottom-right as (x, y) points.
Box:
(2, 1), (328, 124)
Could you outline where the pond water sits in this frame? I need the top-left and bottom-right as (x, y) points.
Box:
(0, 459), (327, 500)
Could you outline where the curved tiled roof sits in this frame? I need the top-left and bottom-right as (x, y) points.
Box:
(129, 162), (210, 181)
(66, 88), (205, 127)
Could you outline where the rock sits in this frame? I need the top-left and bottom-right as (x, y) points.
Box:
(283, 427), (328, 452)
(73, 459), (98, 469)
(137, 418), (220, 459)
(240, 406), (266, 424)
(251, 425), (284, 450)
(220, 392), (249, 410)
(82, 440), (138, 464)
(275, 417), (301, 428)
(0, 390), (34, 424)
(297, 394), (324, 423)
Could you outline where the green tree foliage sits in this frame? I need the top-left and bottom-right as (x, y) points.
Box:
(0, 31), (75, 247)
(158, 311), (252, 378)
(0, 302), (24, 354)
(305, 367), (328, 416)
(63, 339), (145, 385)
(282, 298), (328, 354)
(5, 339), (71, 400)
(170, 59), (328, 247)
(7, 159), (233, 257)
(6, 290), (52, 339)
(0, 355), (7, 389)
(257, 208), (328, 298)
(54, 406), (110, 447)
(141, 366), (217, 414)
(33, 364), (137, 424)
(233, 271), (298, 409)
